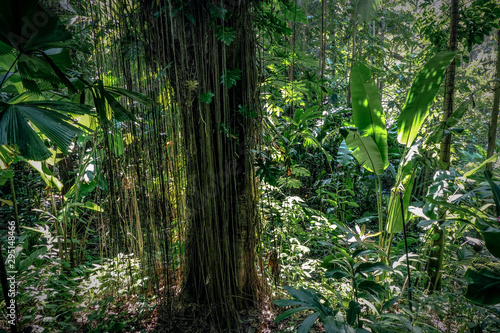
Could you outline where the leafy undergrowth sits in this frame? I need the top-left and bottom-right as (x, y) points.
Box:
(1, 226), (161, 333)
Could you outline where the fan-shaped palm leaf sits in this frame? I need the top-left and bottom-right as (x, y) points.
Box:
(0, 101), (93, 160)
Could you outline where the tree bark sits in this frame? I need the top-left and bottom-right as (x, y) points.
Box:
(438, 0), (459, 169)
(487, 24), (500, 171)
(161, 1), (260, 328)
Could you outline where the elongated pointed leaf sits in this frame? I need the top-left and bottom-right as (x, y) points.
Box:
(273, 299), (305, 307)
(322, 316), (339, 332)
(465, 268), (500, 305)
(106, 86), (152, 107)
(350, 62), (388, 170)
(325, 269), (349, 280)
(358, 280), (386, 296)
(342, 129), (385, 175)
(298, 312), (320, 333)
(274, 306), (311, 322)
(284, 286), (318, 307)
(355, 262), (392, 275)
(346, 301), (361, 326)
(397, 51), (456, 147)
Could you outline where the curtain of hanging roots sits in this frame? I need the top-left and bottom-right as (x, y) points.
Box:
(159, 0), (262, 326)
(85, 0), (184, 305)
(85, 0), (262, 328)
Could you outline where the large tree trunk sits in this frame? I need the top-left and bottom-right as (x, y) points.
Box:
(487, 24), (500, 171)
(427, 0), (459, 291)
(161, 1), (260, 328)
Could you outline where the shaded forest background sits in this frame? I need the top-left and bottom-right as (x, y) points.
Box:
(0, 0), (500, 332)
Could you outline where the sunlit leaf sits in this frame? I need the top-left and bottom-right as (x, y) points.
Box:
(397, 51), (456, 147)
(341, 129), (385, 175)
(350, 62), (388, 171)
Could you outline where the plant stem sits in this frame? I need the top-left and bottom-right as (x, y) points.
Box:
(399, 191), (412, 311)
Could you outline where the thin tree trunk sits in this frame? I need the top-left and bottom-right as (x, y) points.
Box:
(378, 6), (385, 98)
(427, 0), (459, 292)
(438, 0), (459, 169)
(487, 24), (500, 171)
(320, 0), (327, 81)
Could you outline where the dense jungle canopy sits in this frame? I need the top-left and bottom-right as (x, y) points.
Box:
(0, 0), (500, 332)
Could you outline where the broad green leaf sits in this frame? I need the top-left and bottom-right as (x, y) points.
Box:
(355, 0), (380, 23)
(291, 166), (310, 177)
(325, 269), (349, 280)
(26, 160), (63, 190)
(0, 198), (13, 206)
(484, 170), (500, 217)
(481, 227), (500, 259)
(346, 301), (361, 326)
(355, 262), (392, 275)
(382, 297), (399, 311)
(273, 299), (305, 307)
(215, 26), (235, 45)
(465, 268), (500, 305)
(200, 91), (215, 103)
(342, 130), (385, 175)
(220, 68), (241, 89)
(277, 177), (302, 189)
(284, 286), (318, 307)
(298, 312), (320, 333)
(397, 51), (456, 147)
(0, 105), (51, 160)
(350, 62), (388, 171)
(322, 316), (339, 332)
(39, 50), (76, 93)
(386, 171), (416, 234)
(358, 280), (386, 297)
(17, 54), (61, 88)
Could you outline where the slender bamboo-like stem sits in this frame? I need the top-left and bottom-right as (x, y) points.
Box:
(399, 191), (412, 311)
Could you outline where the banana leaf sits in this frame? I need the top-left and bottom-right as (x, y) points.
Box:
(350, 62), (388, 172)
(341, 129), (386, 175)
(397, 51), (456, 147)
